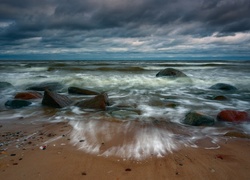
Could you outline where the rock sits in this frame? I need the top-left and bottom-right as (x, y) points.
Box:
(213, 95), (228, 101)
(42, 89), (73, 108)
(68, 87), (100, 95)
(111, 110), (139, 120)
(224, 131), (250, 139)
(14, 92), (42, 100)
(149, 99), (179, 108)
(0, 82), (14, 90)
(26, 82), (63, 91)
(217, 110), (249, 122)
(209, 83), (237, 91)
(5, 100), (32, 109)
(183, 111), (215, 126)
(75, 93), (109, 110)
(156, 68), (188, 78)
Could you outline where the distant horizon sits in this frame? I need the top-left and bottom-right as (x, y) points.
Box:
(0, 53), (250, 61)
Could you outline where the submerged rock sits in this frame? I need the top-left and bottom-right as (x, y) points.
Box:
(42, 89), (73, 108)
(111, 110), (139, 120)
(75, 93), (109, 110)
(26, 82), (64, 91)
(156, 68), (188, 78)
(0, 82), (14, 91)
(68, 87), (100, 95)
(183, 111), (215, 126)
(224, 131), (250, 139)
(209, 83), (237, 91)
(217, 110), (249, 122)
(15, 92), (42, 100)
(5, 100), (32, 109)
(212, 95), (228, 101)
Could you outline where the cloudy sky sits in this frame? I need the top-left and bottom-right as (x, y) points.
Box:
(0, 0), (250, 60)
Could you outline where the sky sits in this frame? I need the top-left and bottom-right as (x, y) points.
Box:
(0, 0), (250, 60)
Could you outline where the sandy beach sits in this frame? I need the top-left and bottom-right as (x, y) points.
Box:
(1, 119), (250, 180)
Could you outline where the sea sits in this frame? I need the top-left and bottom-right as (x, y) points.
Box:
(0, 60), (250, 160)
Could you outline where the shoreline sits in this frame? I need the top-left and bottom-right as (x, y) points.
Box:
(0, 120), (250, 180)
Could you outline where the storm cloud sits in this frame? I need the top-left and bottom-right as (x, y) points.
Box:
(0, 0), (250, 60)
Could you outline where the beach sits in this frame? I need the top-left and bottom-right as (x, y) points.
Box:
(0, 60), (250, 179)
(0, 118), (250, 180)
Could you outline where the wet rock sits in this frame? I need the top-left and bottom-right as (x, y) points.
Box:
(217, 110), (249, 122)
(183, 111), (215, 126)
(26, 82), (63, 91)
(5, 100), (32, 109)
(224, 131), (250, 139)
(0, 82), (14, 91)
(75, 93), (108, 110)
(212, 95), (228, 101)
(209, 83), (237, 91)
(68, 87), (100, 95)
(111, 110), (139, 120)
(42, 89), (73, 108)
(156, 68), (188, 78)
(14, 92), (42, 100)
(149, 99), (179, 108)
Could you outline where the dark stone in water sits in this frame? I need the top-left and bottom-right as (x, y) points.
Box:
(68, 87), (100, 95)
(5, 99), (32, 109)
(0, 82), (14, 90)
(148, 99), (179, 108)
(217, 110), (249, 122)
(209, 83), (237, 91)
(75, 93), (108, 110)
(42, 89), (73, 108)
(183, 111), (215, 126)
(26, 82), (63, 91)
(15, 92), (43, 100)
(212, 95), (228, 101)
(156, 68), (188, 78)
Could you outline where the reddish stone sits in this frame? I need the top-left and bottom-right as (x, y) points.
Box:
(75, 93), (109, 110)
(217, 110), (249, 122)
(15, 92), (42, 100)
(213, 95), (228, 101)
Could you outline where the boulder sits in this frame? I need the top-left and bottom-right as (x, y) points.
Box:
(0, 82), (14, 91)
(183, 111), (215, 126)
(42, 89), (73, 108)
(15, 92), (42, 100)
(68, 87), (100, 95)
(5, 100), (32, 109)
(26, 82), (63, 91)
(209, 83), (237, 91)
(217, 110), (249, 122)
(156, 68), (188, 78)
(75, 93), (109, 110)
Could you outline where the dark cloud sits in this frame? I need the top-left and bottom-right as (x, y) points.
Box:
(0, 0), (250, 59)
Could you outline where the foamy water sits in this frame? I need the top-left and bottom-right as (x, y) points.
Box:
(0, 60), (250, 159)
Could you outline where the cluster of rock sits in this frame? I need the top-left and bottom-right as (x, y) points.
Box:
(155, 68), (249, 125)
(0, 81), (109, 111)
(1, 67), (249, 127)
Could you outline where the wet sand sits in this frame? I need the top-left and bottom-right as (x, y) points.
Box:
(0, 120), (250, 180)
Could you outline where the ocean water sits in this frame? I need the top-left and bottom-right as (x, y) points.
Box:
(0, 60), (250, 159)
